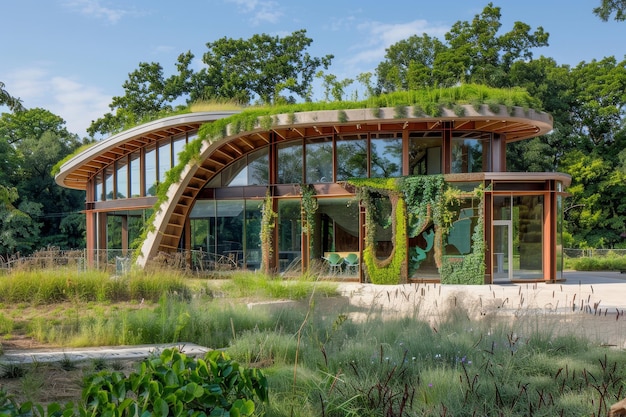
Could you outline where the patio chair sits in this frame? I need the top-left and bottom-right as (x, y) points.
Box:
(343, 253), (359, 274)
(324, 253), (343, 274)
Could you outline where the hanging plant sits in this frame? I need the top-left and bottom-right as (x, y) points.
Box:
(300, 184), (318, 251)
(260, 191), (277, 274)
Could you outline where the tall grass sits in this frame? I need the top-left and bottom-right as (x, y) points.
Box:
(0, 268), (190, 304)
(3, 269), (626, 415)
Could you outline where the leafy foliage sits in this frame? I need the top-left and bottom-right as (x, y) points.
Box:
(82, 348), (268, 417)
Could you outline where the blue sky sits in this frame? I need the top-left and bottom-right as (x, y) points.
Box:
(1, 0), (625, 137)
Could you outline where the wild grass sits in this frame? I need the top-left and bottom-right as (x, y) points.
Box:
(1, 269), (626, 416)
(565, 253), (626, 271)
(0, 268), (189, 304)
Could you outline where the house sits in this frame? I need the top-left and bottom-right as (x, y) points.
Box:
(55, 88), (570, 284)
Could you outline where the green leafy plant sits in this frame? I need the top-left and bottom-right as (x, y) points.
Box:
(260, 191), (277, 274)
(82, 347), (268, 417)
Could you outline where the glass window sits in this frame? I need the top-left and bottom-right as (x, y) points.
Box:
(159, 139), (172, 183)
(248, 148), (269, 185)
(409, 133), (442, 175)
(244, 199), (262, 270)
(451, 135), (490, 173)
(336, 135), (367, 180)
(145, 145), (157, 196)
(220, 147), (270, 187)
(306, 138), (333, 183)
(129, 152), (141, 198)
(277, 141), (303, 184)
(370, 133), (402, 178)
(94, 172), (103, 202)
(116, 158), (128, 199)
(105, 167), (114, 200)
(173, 136), (186, 165)
(278, 199), (302, 272)
(216, 200), (244, 263)
(222, 158), (248, 187)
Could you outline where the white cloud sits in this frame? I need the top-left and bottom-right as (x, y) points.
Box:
(348, 19), (450, 67)
(62, 0), (131, 24)
(225, 0), (283, 25)
(5, 67), (111, 137)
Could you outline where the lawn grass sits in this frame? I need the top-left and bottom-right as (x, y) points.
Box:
(0, 269), (625, 416)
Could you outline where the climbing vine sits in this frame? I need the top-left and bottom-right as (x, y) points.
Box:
(300, 184), (318, 252)
(260, 191), (277, 274)
(439, 186), (485, 285)
(350, 176), (485, 285)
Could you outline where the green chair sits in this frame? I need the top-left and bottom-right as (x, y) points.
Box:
(343, 253), (359, 274)
(324, 253), (343, 274)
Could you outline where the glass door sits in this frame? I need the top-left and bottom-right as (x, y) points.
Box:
(493, 220), (512, 281)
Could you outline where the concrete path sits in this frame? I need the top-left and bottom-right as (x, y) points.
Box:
(0, 343), (211, 366)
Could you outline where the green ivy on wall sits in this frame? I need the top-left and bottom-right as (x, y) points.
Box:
(350, 176), (485, 285)
(300, 184), (318, 252)
(260, 191), (277, 274)
(439, 186), (485, 285)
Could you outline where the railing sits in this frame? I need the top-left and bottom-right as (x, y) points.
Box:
(564, 249), (626, 258)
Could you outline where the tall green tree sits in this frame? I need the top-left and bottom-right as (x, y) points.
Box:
(191, 29), (333, 104)
(594, 0), (626, 21)
(88, 52), (194, 136)
(375, 3), (549, 92)
(0, 81), (24, 113)
(0, 108), (86, 255)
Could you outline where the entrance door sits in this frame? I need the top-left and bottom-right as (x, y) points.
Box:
(493, 220), (512, 281)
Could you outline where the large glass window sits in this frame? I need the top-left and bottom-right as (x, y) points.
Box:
(278, 199), (302, 271)
(306, 138), (333, 183)
(221, 148), (270, 187)
(277, 141), (303, 184)
(145, 145), (157, 196)
(244, 199), (262, 270)
(409, 133), (442, 175)
(158, 139), (172, 183)
(129, 152), (141, 198)
(173, 136), (186, 165)
(248, 148), (269, 185)
(336, 135), (367, 180)
(116, 158), (128, 199)
(95, 172), (103, 202)
(451, 135), (490, 173)
(105, 167), (114, 200)
(370, 133), (402, 178)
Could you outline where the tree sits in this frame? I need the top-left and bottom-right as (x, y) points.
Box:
(88, 52), (194, 136)
(0, 109), (86, 255)
(375, 3), (549, 92)
(0, 81), (24, 112)
(191, 29), (333, 104)
(594, 0), (626, 21)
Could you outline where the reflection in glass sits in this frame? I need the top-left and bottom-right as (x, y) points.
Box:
(370, 134), (402, 178)
(159, 139), (172, 184)
(129, 152), (140, 197)
(248, 148), (269, 185)
(116, 158), (128, 199)
(145, 145), (157, 196)
(306, 139), (333, 183)
(173, 136), (186, 165)
(451, 136), (490, 173)
(105, 167), (114, 200)
(95, 172), (103, 202)
(409, 133), (442, 175)
(513, 195), (543, 279)
(278, 141), (303, 184)
(278, 199), (301, 271)
(244, 200), (262, 270)
(336, 135), (367, 180)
